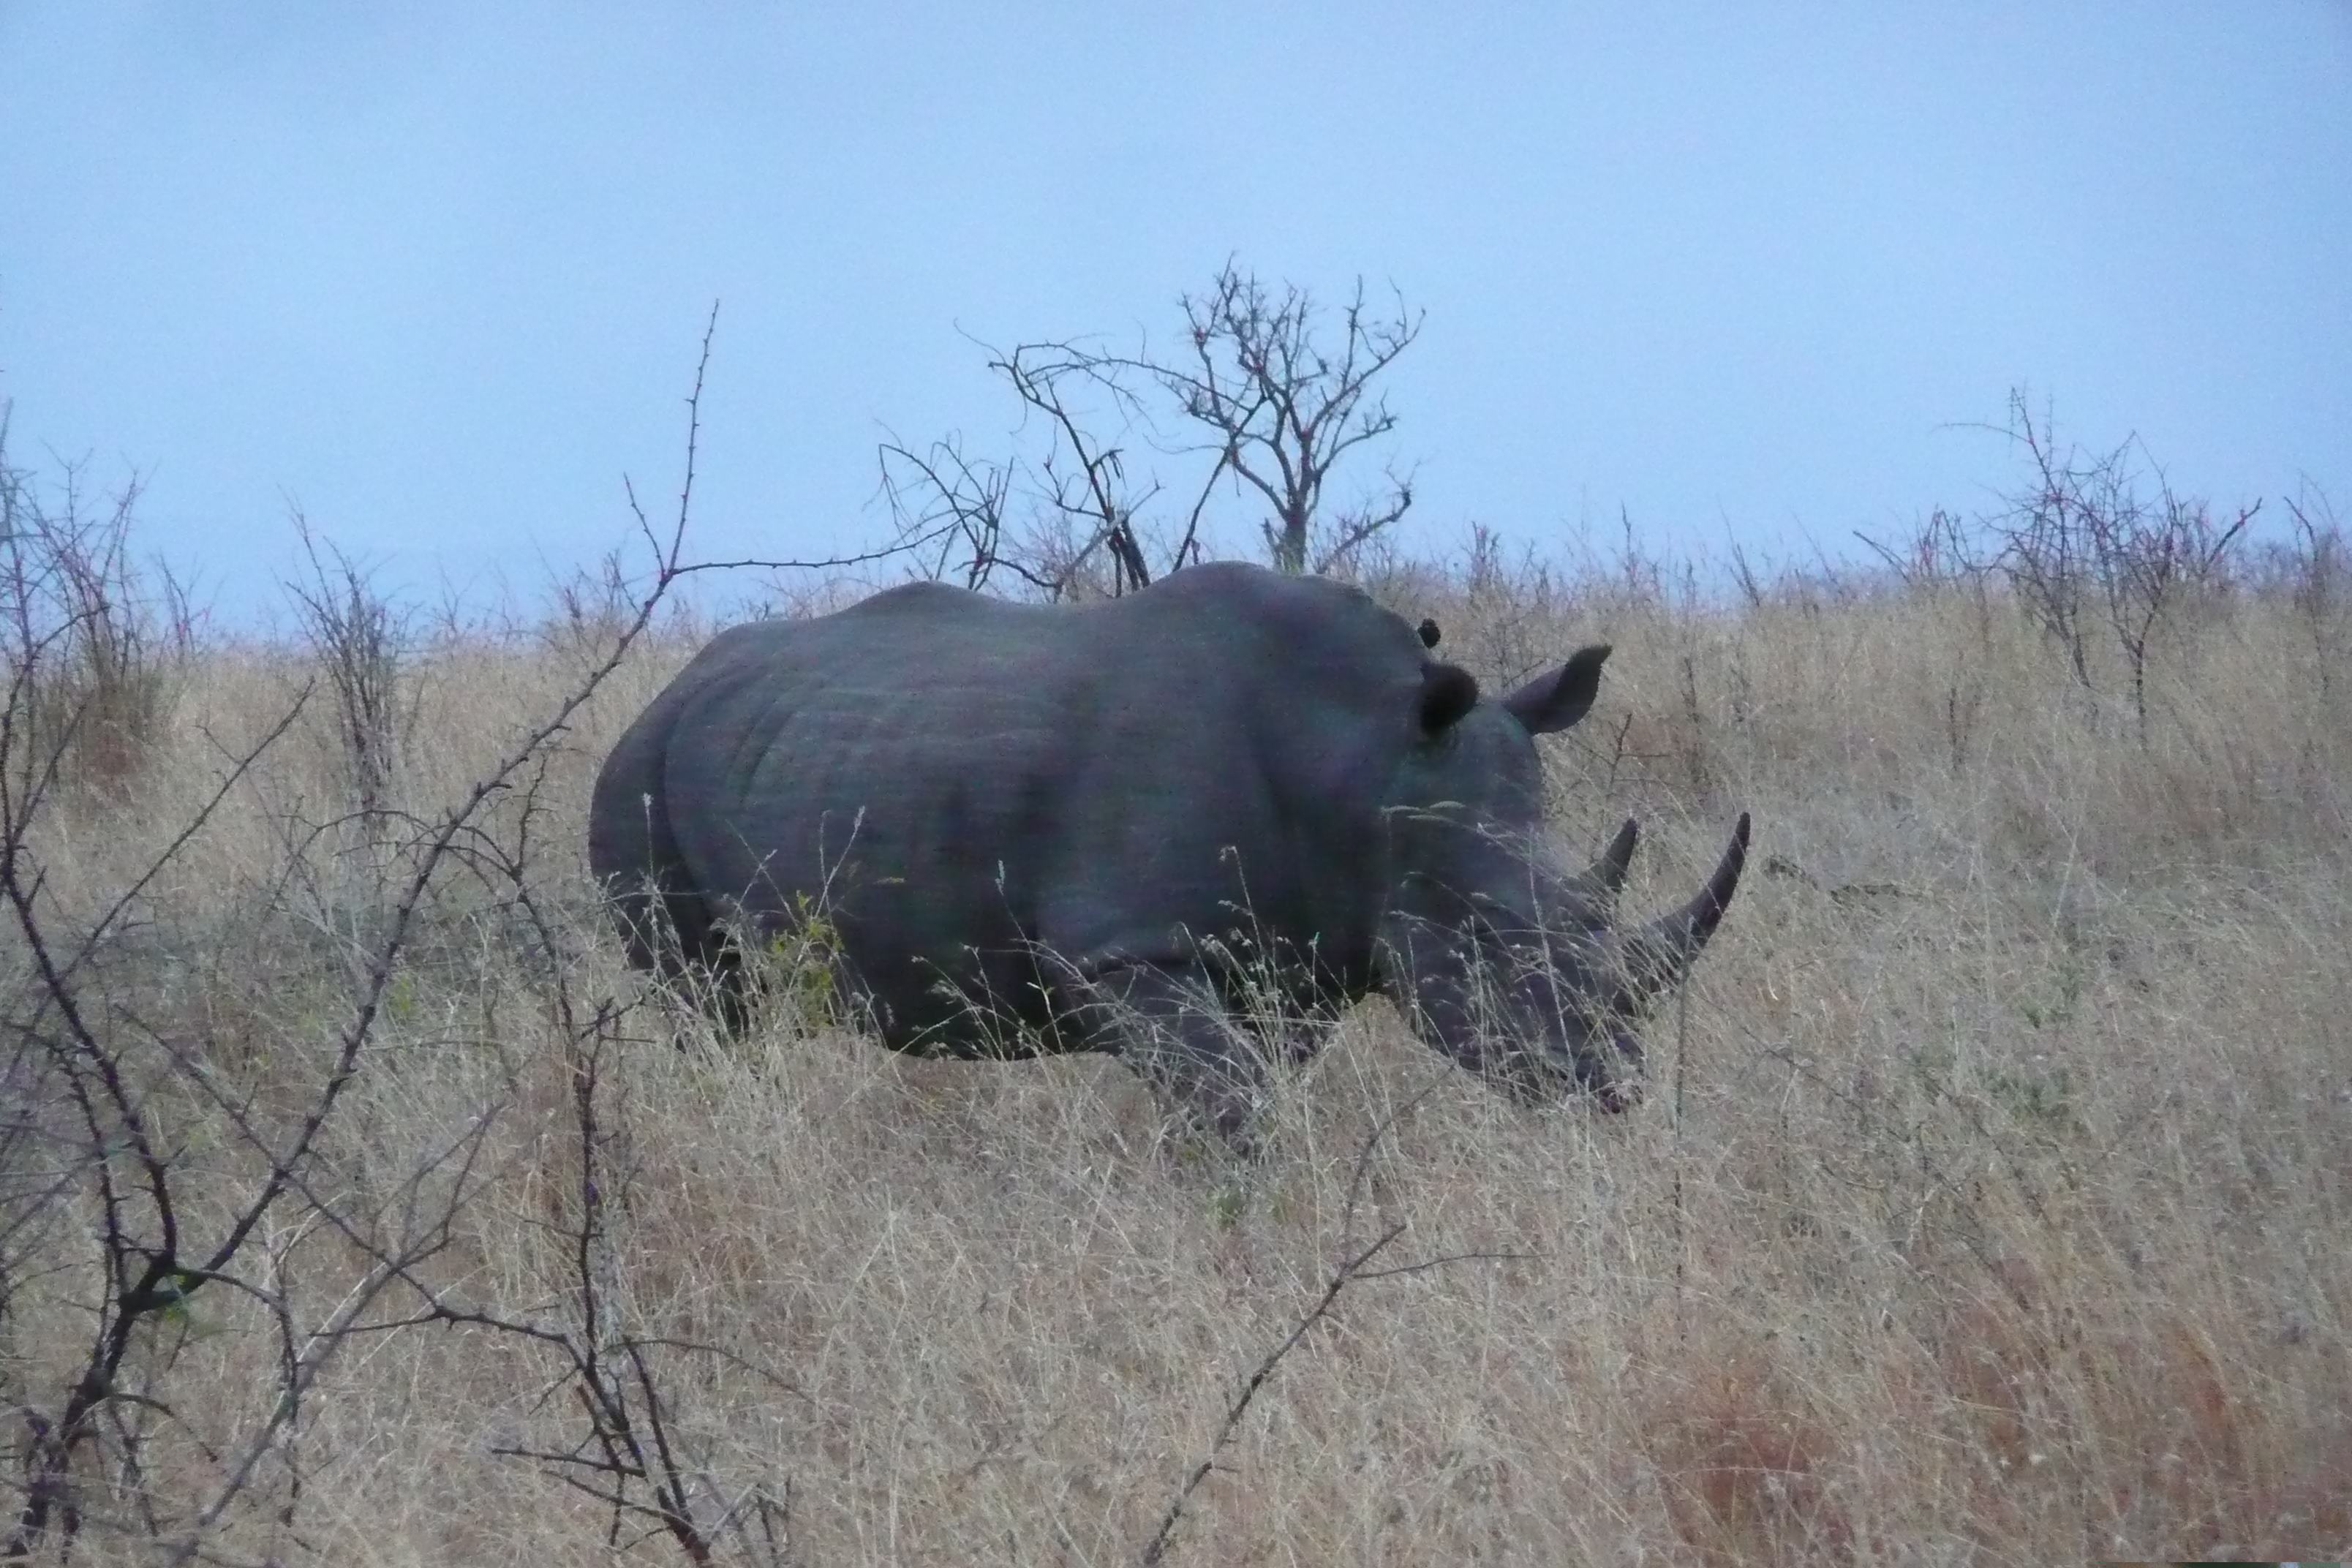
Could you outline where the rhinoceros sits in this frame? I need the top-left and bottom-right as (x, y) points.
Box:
(589, 562), (1747, 1142)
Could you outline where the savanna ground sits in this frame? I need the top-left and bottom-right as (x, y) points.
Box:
(2, 445), (2348, 1565)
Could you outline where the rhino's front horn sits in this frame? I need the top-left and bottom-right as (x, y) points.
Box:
(1579, 818), (1640, 902)
(1550, 818), (1640, 927)
(1622, 813), (1750, 1004)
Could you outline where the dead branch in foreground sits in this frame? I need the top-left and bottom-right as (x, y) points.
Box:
(1137, 1080), (1529, 1567)
(0, 304), (875, 1565)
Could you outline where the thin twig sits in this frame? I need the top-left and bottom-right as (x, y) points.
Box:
(1137, 1223), (1406, 1567)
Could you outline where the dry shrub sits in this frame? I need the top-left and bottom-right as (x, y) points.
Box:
(0, 441), (186, 797)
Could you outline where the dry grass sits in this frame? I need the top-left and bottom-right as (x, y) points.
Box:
(4, 547), (2348, 1566)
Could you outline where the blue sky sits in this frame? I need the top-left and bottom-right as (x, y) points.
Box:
(2, 3), (2347, 617)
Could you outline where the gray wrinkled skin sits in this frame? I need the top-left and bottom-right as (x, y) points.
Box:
(589, 562), (1748, 1145)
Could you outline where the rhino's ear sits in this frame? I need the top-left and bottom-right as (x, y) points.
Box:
(1502, 644), (1610, 735)
(1419, 663), (1480, 734)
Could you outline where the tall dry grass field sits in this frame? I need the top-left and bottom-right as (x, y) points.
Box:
(3, 527), (2348, 1564)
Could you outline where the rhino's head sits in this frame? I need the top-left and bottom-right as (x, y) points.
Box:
(1379, 646), (1749, 1109)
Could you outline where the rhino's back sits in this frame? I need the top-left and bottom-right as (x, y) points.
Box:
(657, 584), (1087, 926)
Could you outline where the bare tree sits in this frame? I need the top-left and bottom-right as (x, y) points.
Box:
(286, 513), (414, 823)
(2274, 483), (2345, 702)
(0, 415), (189, 794)
(878, 263), (1421, 597)
(1156, 265), (1420, 576)
(874, 431), (1017, 592)
(1979, 391), (2255, 738)
(880, 340), (1175, 600)
(990, 340), (1161, 595)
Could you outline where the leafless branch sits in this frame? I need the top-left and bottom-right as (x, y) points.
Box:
(877, 263), (1422, 598)
(1137, 1078), (1517, 1566)
(1137, 1221), (1406, 1567)
(1, 304), (805, 1563)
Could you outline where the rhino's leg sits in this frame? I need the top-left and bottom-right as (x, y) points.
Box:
(1070, 962), (1270, 1152)
(609, 874), (750, 1035)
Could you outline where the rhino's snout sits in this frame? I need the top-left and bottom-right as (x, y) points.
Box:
(1564, 1027), (1644, 1113)
(1505, 1039), (1639, 1112)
